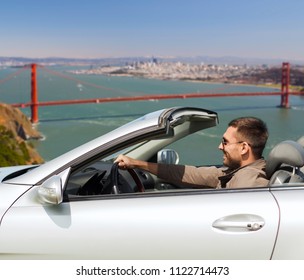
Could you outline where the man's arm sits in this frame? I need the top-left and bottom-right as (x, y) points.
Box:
(115, 154), (159, 175)
(115, 155), (220, 188)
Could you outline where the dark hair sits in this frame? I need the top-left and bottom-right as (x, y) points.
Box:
(228, 117), (268, 158)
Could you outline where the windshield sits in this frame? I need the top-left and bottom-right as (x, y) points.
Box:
(103, 141), (148, 162)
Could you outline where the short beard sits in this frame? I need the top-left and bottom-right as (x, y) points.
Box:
(224, 155), (241, 170)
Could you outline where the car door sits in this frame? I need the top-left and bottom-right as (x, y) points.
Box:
(0, 187), (279, 259)
(270, 186), (304, 259)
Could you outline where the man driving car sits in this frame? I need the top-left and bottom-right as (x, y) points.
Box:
(115, 116), (269, 188)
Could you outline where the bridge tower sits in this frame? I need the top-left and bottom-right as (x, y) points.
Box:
(280, 62), (290, 108)
(31, 63), (39, 123)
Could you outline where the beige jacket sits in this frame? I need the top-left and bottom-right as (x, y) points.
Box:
(157, 158), (268, 189)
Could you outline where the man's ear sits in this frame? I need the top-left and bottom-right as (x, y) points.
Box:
(240, 142), (250, 155)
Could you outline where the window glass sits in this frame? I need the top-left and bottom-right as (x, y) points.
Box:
(165, 130), (222, 166)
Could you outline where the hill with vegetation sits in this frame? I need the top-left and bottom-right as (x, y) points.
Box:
(0, 103), (44, 166)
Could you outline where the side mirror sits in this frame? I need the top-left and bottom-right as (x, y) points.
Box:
(157, 149), (179, 165)
(38, 175), (63, 205)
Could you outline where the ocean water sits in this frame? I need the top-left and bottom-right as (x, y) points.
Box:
(1, 65), (304, 165)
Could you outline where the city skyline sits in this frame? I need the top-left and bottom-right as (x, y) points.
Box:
(1, 0), (304, 62)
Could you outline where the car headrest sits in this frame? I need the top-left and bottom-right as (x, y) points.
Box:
(298, 136), (304, 147)
(266, 140), (304, 178)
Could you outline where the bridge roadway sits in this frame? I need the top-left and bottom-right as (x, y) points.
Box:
(12, 91), (299, 108)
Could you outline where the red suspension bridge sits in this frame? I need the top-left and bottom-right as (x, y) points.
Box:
(0, 62), (302, 123)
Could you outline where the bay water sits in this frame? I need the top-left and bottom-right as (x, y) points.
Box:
(1, 65), (304, 165)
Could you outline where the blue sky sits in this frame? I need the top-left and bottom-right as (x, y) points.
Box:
(1, 0), (303, 61)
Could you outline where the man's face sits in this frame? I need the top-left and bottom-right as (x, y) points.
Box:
(218, 126), (243, 169)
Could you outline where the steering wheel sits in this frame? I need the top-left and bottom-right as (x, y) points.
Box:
(101, 162), (145, 194)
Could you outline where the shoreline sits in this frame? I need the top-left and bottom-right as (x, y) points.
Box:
(68, 62), (304, 92)
(68, 62), (304, 95)
(73, 70), (287, 91)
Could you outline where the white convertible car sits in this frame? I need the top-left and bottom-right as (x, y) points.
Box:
(0, 107), (304, 259)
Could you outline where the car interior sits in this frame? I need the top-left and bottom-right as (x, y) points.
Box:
(63, 138), (304, 200)
(266, 140), (304, 185)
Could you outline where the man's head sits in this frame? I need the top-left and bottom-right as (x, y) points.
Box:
(219, 117), (268, 169)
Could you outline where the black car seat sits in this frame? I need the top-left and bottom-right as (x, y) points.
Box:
(266, 140), (304, 185)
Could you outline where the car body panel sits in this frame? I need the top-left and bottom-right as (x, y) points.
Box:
(270, 187), (304, 259)
(0, 185), (32, 225)
(0, 187), (279, 259)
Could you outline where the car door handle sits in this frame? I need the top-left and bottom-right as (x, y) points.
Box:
(212, 214), (265, 232)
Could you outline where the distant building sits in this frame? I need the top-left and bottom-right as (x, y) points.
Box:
(152, 57), (158, 64)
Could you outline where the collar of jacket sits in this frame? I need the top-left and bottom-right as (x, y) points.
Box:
(218, 158), (266, 188)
